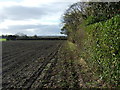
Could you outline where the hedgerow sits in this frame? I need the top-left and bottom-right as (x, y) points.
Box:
(81, 15), (120, 86)
(61, 1), (120, 87)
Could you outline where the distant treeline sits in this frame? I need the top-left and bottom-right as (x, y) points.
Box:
(1, 35), (67, 40)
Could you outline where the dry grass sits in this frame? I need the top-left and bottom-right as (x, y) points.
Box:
(61, 41), (106, 88)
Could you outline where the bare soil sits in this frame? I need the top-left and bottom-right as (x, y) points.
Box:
(2, 40), (98, 89)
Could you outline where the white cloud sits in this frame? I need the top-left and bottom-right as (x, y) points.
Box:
(0, 19), (34, 29)
(0, 0), (80, 36)
(0, 1), (19, 8)
(0, 0), (80, 8)
(26, 29), (36, 33)
(21, 0), (80, 7)
(0, 18), (59, 30)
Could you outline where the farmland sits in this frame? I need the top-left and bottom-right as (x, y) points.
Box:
(2, 40), (66, 88)
(2, 40), (102, 88)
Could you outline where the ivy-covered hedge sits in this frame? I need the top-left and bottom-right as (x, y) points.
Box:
(81, 15), (120, 86)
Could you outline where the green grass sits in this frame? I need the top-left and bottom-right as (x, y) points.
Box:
(66, 41), (77, 51)
(0, 38), (6, 41)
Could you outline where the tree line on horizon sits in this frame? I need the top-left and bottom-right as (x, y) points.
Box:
(1, 34), (67, 40)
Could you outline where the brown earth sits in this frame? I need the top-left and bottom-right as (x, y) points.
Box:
(2, 40), (102, 89)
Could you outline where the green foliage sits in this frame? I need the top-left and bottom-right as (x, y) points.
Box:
(87, 2), (120, 23)
(85, 15), (108, 25)
(82, 15), (120, 86)
(61, 2), (86, 38)
(85, 16), (97, 25)
(0, 38), (6, 41)
(61, 1), (120, 87)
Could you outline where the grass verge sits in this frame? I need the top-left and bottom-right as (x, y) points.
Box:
(0, 38), (6, 41)
(59, 41), (108, 88)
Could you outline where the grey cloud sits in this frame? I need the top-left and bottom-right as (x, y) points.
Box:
(0, 2), (72, 35)
(1, 24), (61, 36)
(2, 2), (71, 20)
(3, 6), (46, 20)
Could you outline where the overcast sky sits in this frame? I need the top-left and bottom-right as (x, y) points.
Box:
(0, 0), (80, 36)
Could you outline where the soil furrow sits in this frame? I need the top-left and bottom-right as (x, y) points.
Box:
(21, 44), (61, 88)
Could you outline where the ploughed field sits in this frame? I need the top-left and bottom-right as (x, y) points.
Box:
(2, 40), (64, 88)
